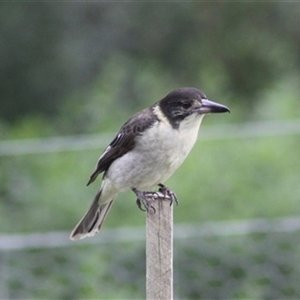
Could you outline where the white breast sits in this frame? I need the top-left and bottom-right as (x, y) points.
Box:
(106, 113), (205, 191)
(150, 104), (205, 163)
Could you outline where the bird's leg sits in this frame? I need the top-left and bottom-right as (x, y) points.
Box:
(158, 183), (179, 206)
(132, 187), (159, 213)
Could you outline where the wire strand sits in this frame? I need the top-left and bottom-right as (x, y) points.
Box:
(1, 119), (300, 156)
(1, 217), (300, 251)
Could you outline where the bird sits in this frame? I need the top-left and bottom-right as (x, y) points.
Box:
(70, 87), (230, 240)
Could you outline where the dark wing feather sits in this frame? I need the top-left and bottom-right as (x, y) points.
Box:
(86, 107), (158, 186)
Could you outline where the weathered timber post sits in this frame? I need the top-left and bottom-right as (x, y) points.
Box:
(146, 195), (173, 300)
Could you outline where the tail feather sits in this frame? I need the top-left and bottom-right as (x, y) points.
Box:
(70, 190), (115, 241)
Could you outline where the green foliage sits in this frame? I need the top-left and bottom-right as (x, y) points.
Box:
(1, 2), (300, 123)
(4, 232), (300, 299)
(1, 3), (300, 299)
(174, 232), (300, 299)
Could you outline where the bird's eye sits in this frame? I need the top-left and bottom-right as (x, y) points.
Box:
(182, 102), (192, 109)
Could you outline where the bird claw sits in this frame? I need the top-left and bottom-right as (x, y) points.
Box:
(158, 183), (179, 206)
(132, 185), (178, 213)
(136, 198), (146, 211)
(135, 195), (156, 213)
(133, 188), (157, 213)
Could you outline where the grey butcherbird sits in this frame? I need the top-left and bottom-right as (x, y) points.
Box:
(70, 87), (230, 240)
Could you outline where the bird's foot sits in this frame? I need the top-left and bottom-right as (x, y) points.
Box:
(132, 188), (159, 213)
(158, 183), (179, 207)
(132, 185), (178, 213)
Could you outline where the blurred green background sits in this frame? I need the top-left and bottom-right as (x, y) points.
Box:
(1, 2), (300, 299)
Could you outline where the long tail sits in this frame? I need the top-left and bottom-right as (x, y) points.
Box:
(70, 189), (115, 241)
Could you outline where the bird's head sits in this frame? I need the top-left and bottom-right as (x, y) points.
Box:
(158, 87), (230, 129)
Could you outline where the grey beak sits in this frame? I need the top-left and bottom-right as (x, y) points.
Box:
(199, 99), (230, 114)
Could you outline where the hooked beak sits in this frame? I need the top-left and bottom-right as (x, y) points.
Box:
(198, 99), (230, 114)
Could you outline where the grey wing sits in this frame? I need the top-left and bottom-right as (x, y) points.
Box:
(86, 108), (158, 186)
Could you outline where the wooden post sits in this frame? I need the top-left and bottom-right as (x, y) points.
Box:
(146, 195), (173, 300)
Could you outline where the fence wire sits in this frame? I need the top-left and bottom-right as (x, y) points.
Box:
(1, 119), (300, 156)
